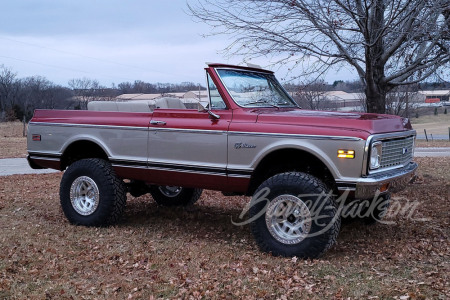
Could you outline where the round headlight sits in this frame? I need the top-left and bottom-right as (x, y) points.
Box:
(369, 141), (382, 170)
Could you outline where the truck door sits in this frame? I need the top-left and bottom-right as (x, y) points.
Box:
(146, 106), (232, 190)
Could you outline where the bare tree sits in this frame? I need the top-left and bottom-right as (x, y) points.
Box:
(68, 78), (103, 110)
(0, 65), (19, 118)
(294, 79), (330, 110)
(18, 76), (72, 120)
(385, 84), (420, 117)
(189, 0), (450, 113)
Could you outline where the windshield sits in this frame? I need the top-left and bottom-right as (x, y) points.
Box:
(216, 69), (298, 108)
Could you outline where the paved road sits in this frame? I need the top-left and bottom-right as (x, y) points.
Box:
(414, 147), (450, 157)
(0, 158), (59, 176)
(416, 134), (449, 140)
(0, 149), (449, 176)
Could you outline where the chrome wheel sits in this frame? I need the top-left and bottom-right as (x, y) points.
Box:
(70, 176), (100, 216)
(158, 186), (182, 198)
(265, 194), (312, 245)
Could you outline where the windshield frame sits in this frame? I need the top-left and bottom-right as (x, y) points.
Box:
(213, 68), (299, 109)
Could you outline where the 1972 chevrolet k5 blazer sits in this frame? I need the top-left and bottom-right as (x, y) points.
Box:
(27, 63), (417, 258)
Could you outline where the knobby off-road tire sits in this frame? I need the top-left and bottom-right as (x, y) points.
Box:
(249, 172), (341, 258)
(60, 158), (127, 226)
(149, 186), (202, 206)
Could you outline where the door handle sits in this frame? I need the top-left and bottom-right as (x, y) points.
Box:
(150, 120), (166, 125)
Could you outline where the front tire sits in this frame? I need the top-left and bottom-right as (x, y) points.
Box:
(149, 186), (202, 206)
(60, 158), (127, 226)
(249, 172), (340, 258)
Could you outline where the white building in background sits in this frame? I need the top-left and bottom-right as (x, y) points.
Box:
(182, 90), (208, 99)
(323, 91), (364, 111)
(418, 90), (450, 102)
(296, 89), (445, 112)
(112, 89), (449, 111)
(115, 94), (161, 101)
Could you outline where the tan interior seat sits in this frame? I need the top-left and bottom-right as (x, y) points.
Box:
(87, 101), (153, 112)
(87, 98), (187, 112)
(88, 101), (118, 111)
(155, 97), (186, 109)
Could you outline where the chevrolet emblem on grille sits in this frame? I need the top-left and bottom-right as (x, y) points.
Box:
(402, 147), (408, 155)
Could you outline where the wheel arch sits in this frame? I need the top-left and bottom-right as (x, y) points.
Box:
(247, 147), (338, 195)
(60, 138), (109, 170)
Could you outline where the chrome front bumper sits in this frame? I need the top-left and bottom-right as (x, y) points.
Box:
(337, 162), (418, 199)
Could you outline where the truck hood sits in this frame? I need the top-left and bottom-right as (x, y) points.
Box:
(254, 109), (412, 135)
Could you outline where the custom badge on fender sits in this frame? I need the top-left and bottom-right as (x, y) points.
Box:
(234, 142), (256, 149)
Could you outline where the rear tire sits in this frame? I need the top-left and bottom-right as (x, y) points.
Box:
(249, 172), (340, 258)
(60, 158), (127, 226)
(149, 186), (202, 206)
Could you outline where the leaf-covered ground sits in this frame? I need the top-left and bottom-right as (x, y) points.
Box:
(0, 157), (448, 299)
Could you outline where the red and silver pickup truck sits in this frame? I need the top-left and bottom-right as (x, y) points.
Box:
(27, 63), (417, 258)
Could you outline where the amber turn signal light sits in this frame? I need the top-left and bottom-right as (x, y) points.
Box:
(337, 149), (355, 159)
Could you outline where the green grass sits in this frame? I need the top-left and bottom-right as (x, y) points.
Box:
(410, 113), (450, 125)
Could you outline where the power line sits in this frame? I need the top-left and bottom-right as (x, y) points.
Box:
(0, 36), (178, 81)
(0, 55), (138, 82)
(0, 36), (167, 74)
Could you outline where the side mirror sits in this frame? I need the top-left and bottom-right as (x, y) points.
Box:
(197, 102), (220, 119)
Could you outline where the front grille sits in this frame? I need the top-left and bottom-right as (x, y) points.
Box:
(380, 136), (414, 169)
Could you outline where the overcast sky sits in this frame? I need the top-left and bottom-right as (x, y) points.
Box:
(0, 0), (354, 87)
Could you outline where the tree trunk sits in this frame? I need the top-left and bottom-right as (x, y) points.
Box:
(365, 81), (387, 114)
(364, 0), (388, 114)
(404, 92), (409, 118)
(364, 61), (388, 114)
